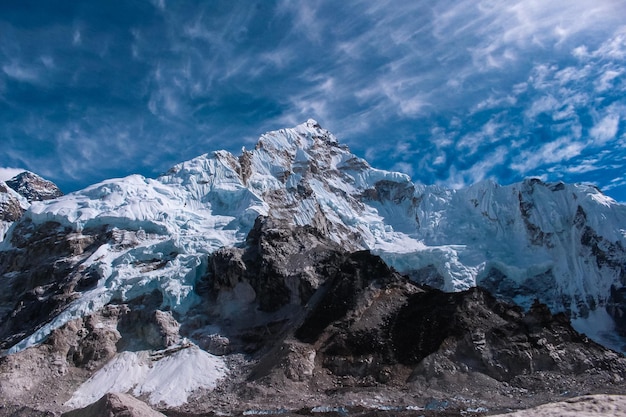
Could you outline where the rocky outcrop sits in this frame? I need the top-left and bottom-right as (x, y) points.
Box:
(1, 172), (62, 243)
(0, 307), (120, 415)
(192, 215), (344, 353)
(0, 295), (183, 416)
(490, 394), (626, 417)
(286, 251), (626, 391)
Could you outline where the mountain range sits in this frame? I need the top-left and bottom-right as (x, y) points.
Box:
(1, 120), (625, 416)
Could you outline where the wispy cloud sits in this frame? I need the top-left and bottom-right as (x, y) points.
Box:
(511, 137), (585, 174)
(0, 0), (624, 200)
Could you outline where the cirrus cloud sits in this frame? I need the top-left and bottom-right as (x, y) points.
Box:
(0, 0), (624, 201)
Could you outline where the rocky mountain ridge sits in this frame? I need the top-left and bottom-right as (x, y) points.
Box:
(1, 120), (626, 416)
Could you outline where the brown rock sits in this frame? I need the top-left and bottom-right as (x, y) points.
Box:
(62, 393), (167, 417)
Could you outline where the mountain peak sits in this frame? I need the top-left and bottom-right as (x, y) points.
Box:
(0, 181), (28, 223)
(6, 171), (63, 202)
(304, 118), (320, 128)
(256, 119), (339, 156)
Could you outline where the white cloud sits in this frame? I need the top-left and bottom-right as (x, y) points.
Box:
(566, 161), (600, 174)
(467, 146), (507, 183)
(150, 0), (165, 11)
(592, 27), (626, 59)
(591, 114), (620, 145)
(2, 62), (40, 84)
(0, 167), (26, 182)
(596, 69), (622, 92)
(525, 94), (562, 119)
(511, 136), (585, 174)
(472, 94), (517, 112)
(363, 77), (431, 118)
(469, 43), (517, 71)
(456, 118), (504, 154)
(277, 1), (325, 43)
(433, 154), (446, 166)
(555, 65), (591, 85)
(40, 56), (55, 69)
(604, 176), (626, 194)
(391, 162), (414, 177)
(73, 29), (82, 46)
(149, 86), (181, 118)
(456, 132), (482, 154)
(435, 146), (507, 189)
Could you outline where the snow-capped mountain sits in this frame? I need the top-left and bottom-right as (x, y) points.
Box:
(1, 120), (626, 415)
(3, 120), (624, 352)
(5, 171), (64, 203)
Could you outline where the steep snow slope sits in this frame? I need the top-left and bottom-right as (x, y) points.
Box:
(2, 120), (626, 354)
(385, 179), (626, 351)
(386, 180), (626, 302)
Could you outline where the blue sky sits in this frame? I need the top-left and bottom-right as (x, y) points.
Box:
(1, 1), (626, 201)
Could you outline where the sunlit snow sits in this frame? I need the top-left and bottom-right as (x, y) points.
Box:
(66, 344), (227, 408)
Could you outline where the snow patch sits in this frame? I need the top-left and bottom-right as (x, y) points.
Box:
(134, 345), (228, 407)
(66, 345), (228, 409)
(65, 351), (149, 408)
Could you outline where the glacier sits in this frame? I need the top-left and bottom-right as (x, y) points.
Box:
(2, 119), (626, 354)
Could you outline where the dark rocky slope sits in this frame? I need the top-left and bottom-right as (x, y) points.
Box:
(186, 218), (626, 414)
(5, 171), (63, 202)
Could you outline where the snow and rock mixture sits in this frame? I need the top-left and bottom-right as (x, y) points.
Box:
(1, 120), (626, 416)
(3, 120), (626, 353)
(0, 170), (63, 243)
(0, 181), (28, 240)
